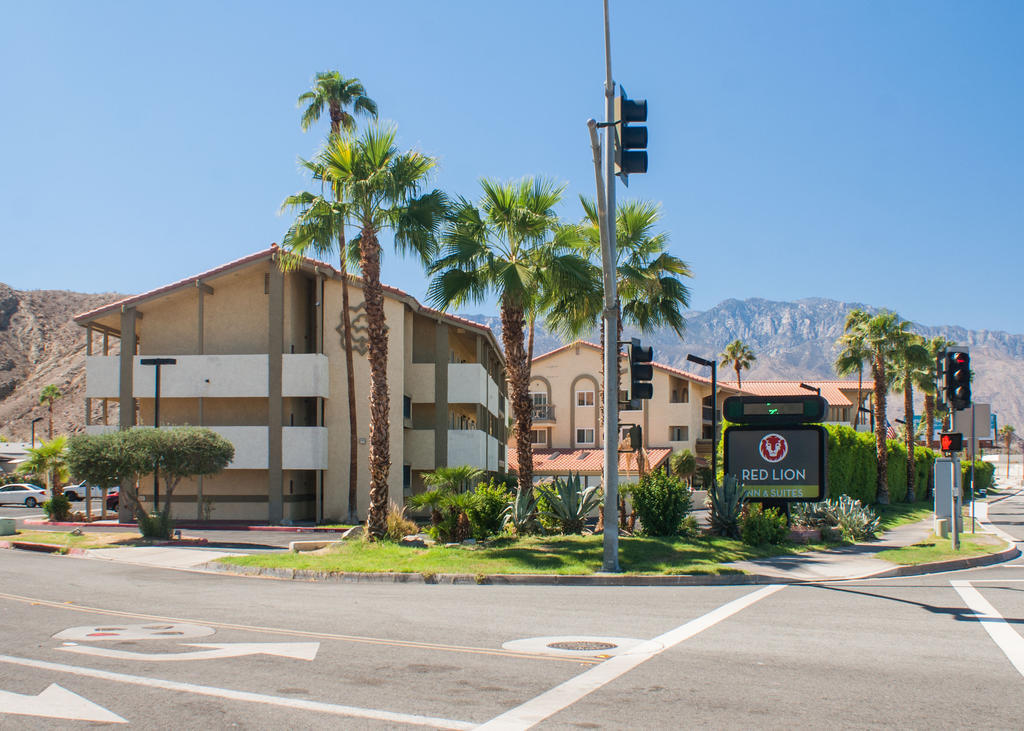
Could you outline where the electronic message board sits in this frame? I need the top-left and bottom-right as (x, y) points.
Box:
(724, 425), (827, 502)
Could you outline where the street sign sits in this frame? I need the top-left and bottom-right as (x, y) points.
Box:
(722, 395), (827, 425)
(940, 432), (963, 452)
(723, 425), (828, 502)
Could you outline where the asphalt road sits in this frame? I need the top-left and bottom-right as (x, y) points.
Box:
(0, 491), (1022, 728)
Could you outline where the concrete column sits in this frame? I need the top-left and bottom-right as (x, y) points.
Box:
(118, 308), (138, 522)
(196, 281), (205, 520)
(85, 326), (93, 426)
(267, 263), (285, 523)
(434, 321), (449, 468)
(102, 332), (109, 425)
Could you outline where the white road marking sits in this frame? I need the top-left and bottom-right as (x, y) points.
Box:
(479, 584), (787, 730)
(59, 641), (320, 662)
(0, 654), (474, 730)
(55, 621), (214, 641)
(0, 682), (127, 724)
(951, 580), (1024, 677)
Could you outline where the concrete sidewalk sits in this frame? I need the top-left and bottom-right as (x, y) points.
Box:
(84, 546), (245, 570)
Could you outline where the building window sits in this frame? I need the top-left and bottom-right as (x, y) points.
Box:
(576, 428), (595, 445)
(403, 465), (412, 493)
(671, 385), (689, 403)
(530, 391), (548, 407)
(576, 390), (595, 407)
(670, 425), (689, 442)
(403, 395), (412, 419)
(530, 429), (547, 445)
(620, 390), (641, 411)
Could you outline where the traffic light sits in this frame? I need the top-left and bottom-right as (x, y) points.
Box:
(624, 424), (643, 451)
(625, 338), (654, 409)
(614, 87), (647, 184)
(945, 350), (971, 411)
(940, 432), (963, 452)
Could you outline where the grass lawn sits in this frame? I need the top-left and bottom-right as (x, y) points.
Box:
(216, 534), (831, 576)
(875, 502), (935, 531)
(6, 531), (135, 550)
(876, 531), (1005, 565)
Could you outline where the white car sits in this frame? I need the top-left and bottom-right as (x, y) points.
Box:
(63, 482), (105, 502)
(0, 483), (48, 508)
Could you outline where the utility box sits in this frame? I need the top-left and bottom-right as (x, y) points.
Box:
(934, 458), (962, 534)
(0, 518), (14, 536)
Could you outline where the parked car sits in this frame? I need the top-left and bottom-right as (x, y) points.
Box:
(63, 482), (106, 502)
(0, 483), (48, 508)
(105, 487), (120, 512)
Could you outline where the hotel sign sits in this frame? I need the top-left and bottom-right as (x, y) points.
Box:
(724, 425), (827, 502)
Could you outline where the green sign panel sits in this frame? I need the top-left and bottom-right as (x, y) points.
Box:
(723, 425), (827, 502)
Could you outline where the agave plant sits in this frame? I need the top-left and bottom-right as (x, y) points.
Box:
(832, 495), (880, 540)
(535, 472), (602, 535)
(502, 488), (540, 536)
(707, 474), (747, 538)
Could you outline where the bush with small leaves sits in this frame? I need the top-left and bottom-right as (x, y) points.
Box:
(137, 511), (174, 540)
(740, 503), (789, 546)
(631, 469), (691, 537)
(42, 494), (72, 522)
(466, 479), (511, 540)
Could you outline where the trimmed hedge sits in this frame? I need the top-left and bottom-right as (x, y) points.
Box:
(962, 459), (994, 496)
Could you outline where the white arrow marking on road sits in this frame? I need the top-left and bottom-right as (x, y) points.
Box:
(58, 641), (319, 662)
(0, 683), (127, 723)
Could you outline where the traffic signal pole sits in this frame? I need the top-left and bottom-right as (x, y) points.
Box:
(600, 0), (620, 572)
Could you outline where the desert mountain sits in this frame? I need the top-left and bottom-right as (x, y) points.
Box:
(464, 297), (1024, 433)
(0, 284), (123, 442)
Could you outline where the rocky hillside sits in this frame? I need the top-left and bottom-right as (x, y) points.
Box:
(466, 297), (1024, 433)
(0, 284), (123, 442)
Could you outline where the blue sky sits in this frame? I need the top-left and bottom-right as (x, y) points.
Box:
(2, 1), (1021, 333)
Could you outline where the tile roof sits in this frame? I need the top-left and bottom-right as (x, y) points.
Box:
(531, 340), (731, 388)
(723, 380), (866, 407)
(507, 447), (672, 475)
(72, 246), (499, 347)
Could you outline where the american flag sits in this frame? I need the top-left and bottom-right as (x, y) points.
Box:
(885, 421), (899, 440)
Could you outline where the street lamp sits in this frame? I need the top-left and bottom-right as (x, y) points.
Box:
(140, 357), (177, 511)
(30, 417), (43, 447)
(687, 353), (718, 488)
(858, 406), (874, 433)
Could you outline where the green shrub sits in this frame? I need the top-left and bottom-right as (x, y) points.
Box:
(138, 511), (174, 539)
(962, 459), (994, 496)
(466, 479), (511, 540)
(708, 474), (747, 538)
(631, 470), (691, 537)
(533, 484), (561, 534)
(740, 504), (789, 545)
(42, 494), (72, 521)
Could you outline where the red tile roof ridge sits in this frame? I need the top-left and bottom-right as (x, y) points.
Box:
(72, 247), (497, 342)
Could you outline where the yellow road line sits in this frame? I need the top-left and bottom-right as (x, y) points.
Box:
(0, 591), (598, 665)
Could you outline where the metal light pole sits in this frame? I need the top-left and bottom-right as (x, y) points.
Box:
(30, 417), (43, 448)
(140, 357), (177, 512)
(687, 354), (718, 488)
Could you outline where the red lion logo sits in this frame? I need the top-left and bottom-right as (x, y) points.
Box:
(759, 433), (788, 463)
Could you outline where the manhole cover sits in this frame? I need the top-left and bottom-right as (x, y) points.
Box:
(547, 641), (618, 651)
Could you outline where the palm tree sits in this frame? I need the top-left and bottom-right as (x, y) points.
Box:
(669, 449), (697, 487)
(18, 436), (68, 498)
(549, 198), (692, 415)
(428, 177), (592, 497)
(999, 425), (1016, 479)
(38, 384), (63, 440)
(890, 332), (931, 502)
(922, 336), (953, 448)
(843, 310), (911, 504)
(315, 125), (445, 538)
(834, 309), (872, 428)
(719, 340), (756, 388)
(298, 71), (377, 135)
(288, 72), (377, 524)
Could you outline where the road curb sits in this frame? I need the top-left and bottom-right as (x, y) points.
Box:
(0, 540), (87, 556)
(201, 539), (1021, 586)
(24, 519), (348, 534)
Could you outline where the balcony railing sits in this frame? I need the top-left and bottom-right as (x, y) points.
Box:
(531, 404), (555, 422)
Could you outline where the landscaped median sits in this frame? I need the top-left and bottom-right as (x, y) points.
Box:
(0, 530), (207, 553)
(207, 526), (1013, 583)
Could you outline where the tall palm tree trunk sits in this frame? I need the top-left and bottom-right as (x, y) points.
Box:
(904, 383), (916, 502)
(501, 299), (533, 495)
(358, 225), (391, 538)
(924, 393), (935, 448)
(48, 403), (54, 440)
(338, 240), (360, 524)
(854, 367), (863, 428)
(873, 355), (890, 504)
(735, 364), (741, 388)
(329, 112), (361, 525)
